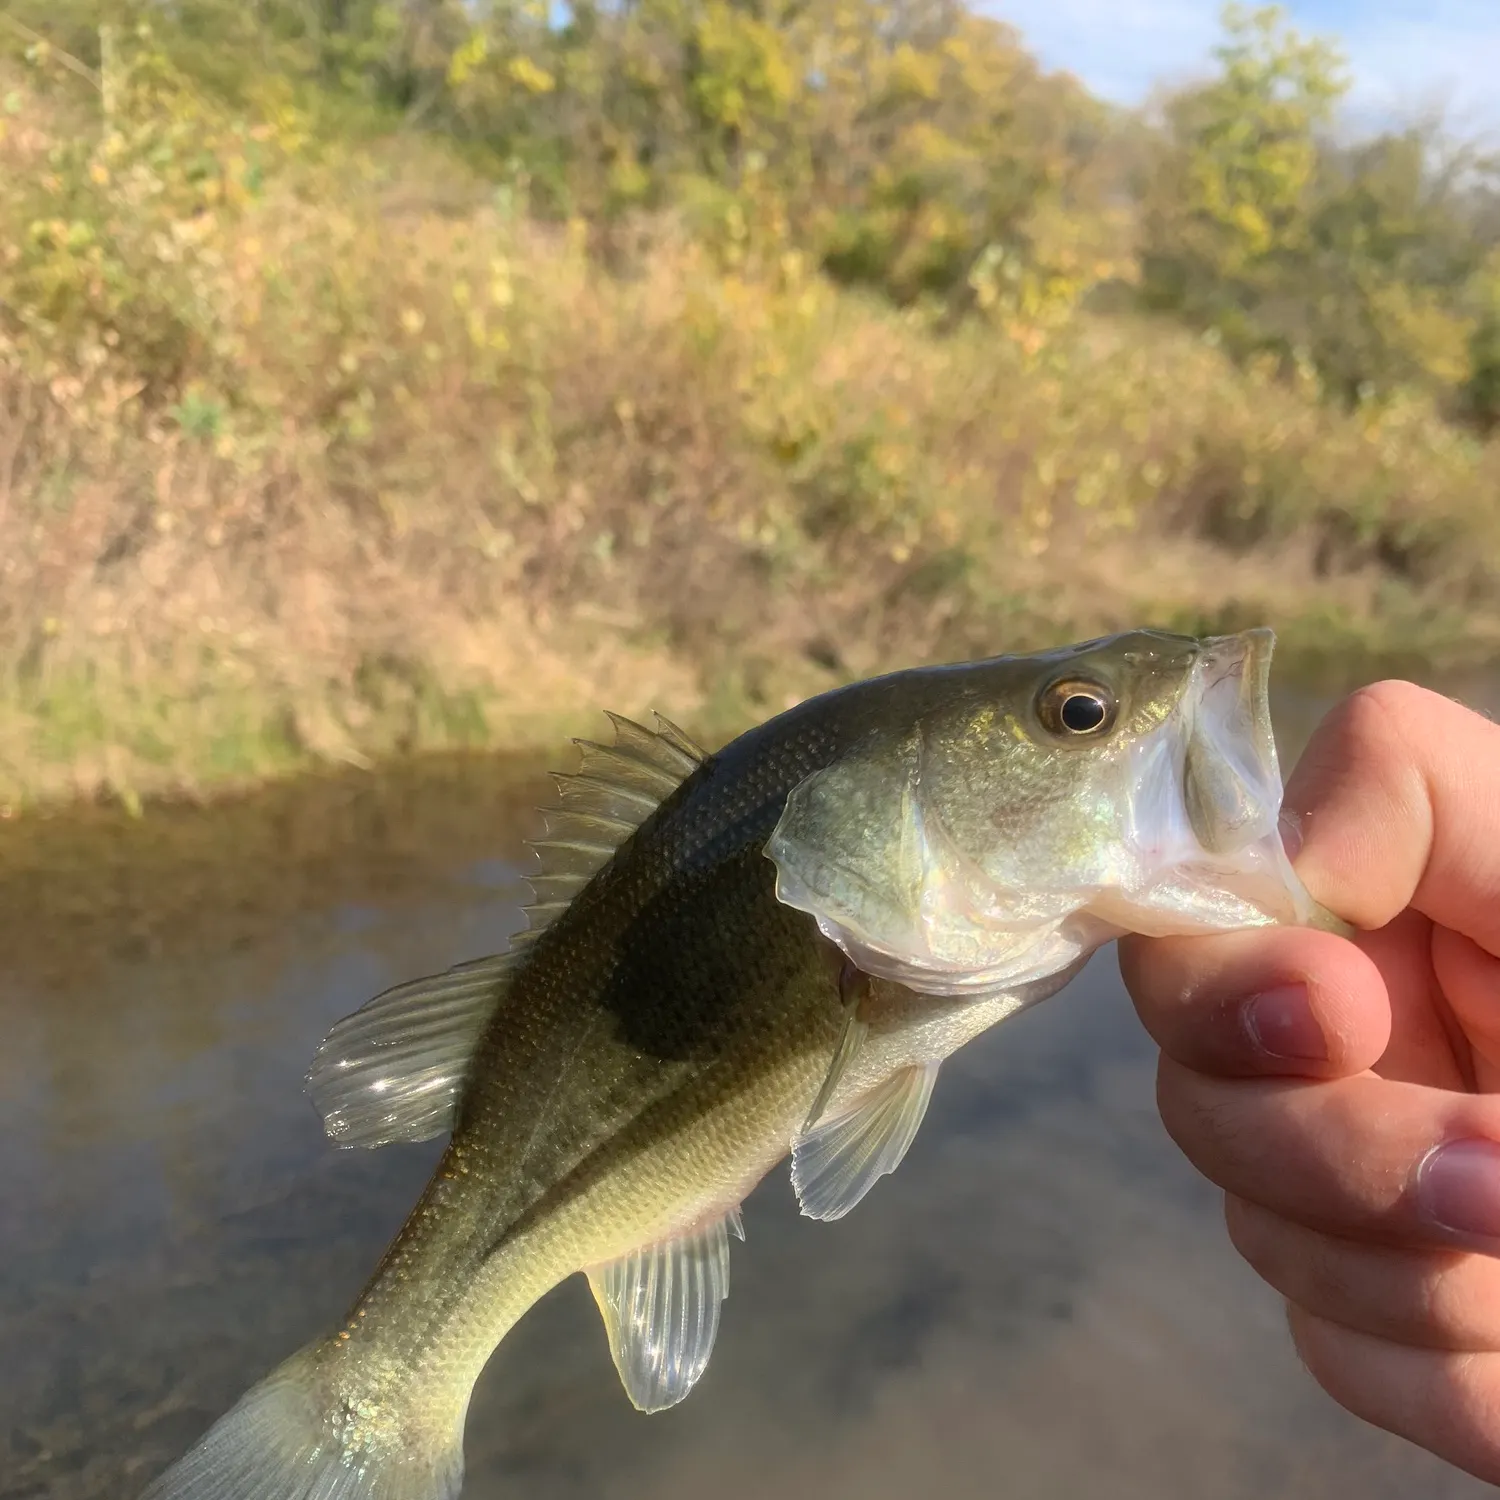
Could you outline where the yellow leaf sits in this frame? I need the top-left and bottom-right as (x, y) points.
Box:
(508, 57), (556, 95)
(448, 32), (488, 88)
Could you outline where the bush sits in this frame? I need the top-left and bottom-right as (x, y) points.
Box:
(0, 3), (1497, 807)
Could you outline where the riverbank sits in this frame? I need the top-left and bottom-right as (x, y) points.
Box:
(5, 80), (1499, 813)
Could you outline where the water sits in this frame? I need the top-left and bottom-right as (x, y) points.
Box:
(0, 705), (1494, 1500)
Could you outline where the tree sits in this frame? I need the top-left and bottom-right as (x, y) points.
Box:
(1139, 4), (1347, 348)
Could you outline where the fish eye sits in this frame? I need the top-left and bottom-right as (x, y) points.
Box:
(1037, 679), (1117, 739)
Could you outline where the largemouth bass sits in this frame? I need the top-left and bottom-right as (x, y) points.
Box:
(139, 628), (1342, 1500)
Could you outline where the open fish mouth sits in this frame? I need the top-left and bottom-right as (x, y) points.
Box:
(1184, 628), (1285, 857)
(1113, 625), (1318, 935)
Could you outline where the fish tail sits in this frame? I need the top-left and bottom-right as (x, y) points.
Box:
(138, 1344), (464, 1500)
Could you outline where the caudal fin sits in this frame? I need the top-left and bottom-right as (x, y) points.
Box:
(138, 1347), (464, 1500)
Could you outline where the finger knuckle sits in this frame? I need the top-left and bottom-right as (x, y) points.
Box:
(1224, 1197), (1281, 1276)
(1301, 681), (1425, 786)
(1228, 1205), (1351, 1316)
(1284, 1304), (1339, 1391)
(1155, 1067), (1264, 1193)
(1422, 1352), (1500, 1471)
(1345, 679), (1431, 727)
(1417, 1256), (1500, 1345)
(1154, 1065), (1220, 1166)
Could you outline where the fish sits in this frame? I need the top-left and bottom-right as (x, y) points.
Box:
(138, 627), (1345, 1500)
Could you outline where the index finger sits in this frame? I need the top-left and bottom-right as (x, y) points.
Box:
(1286, 681), (1500, 956)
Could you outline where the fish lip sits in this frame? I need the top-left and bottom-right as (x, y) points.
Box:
(1181, 628), (1284, 856)
(1199, 627), (1273, 702)
(1197, 627), (1279, 770)
(1119, 623), (1319, 930)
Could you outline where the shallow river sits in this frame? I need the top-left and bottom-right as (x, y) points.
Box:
(3, 680), (1498, 1499)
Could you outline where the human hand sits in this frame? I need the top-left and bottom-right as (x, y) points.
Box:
(1119, 680), (1500, 1485)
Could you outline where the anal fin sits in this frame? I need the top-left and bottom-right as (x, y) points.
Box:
(792, 1062), (940, 1222)
(586, 1209), (742, 1413)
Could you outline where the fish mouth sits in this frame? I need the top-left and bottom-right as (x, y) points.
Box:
(1183, 628), (1283, 857)
(1092, 625), (1319, 937)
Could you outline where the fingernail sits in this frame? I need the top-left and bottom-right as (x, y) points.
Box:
(1243, 984), (1327, 1062)
(1417, 1140), (1500, 1246)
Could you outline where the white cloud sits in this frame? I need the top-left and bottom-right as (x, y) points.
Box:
(1337, 7), (1500, 143)
(985, 0), (1221, 103)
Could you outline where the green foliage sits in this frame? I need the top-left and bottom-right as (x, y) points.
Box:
(1142, 3), (1500, 413)
(1140, 5), (1346, 333)
(3, 0), (1500, 808)
(1296, 128), (1492, 403)
(14, 0), (1496, 409)
(1465, 249), (1500, 431)
(27, 0), (1130, 313)
(1150, 4), (1345, 274)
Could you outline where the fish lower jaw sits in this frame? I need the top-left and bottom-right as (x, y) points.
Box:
(1084, 850), (1318, 936)
(810, 907), (1114, 1003)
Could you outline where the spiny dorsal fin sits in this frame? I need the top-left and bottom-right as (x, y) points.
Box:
(522, 711), (705, 937)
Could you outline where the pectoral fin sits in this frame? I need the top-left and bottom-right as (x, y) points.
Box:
(792, 1062), (940, 1221)
(587, 1209), (743, 1413)
(801, 959), (872, 1135)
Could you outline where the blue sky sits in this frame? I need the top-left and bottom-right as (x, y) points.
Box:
(984, 1), (1500, 139)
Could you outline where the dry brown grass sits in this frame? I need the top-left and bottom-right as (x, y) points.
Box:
(3, 65), (1499, 809)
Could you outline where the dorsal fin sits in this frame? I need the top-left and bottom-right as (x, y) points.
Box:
(306, 711), (705, 1150)
(521, 711), (706, 937)
(307, 952), (521, 1148)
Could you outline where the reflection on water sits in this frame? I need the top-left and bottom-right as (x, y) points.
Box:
(1, 698), (1495, 1500)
